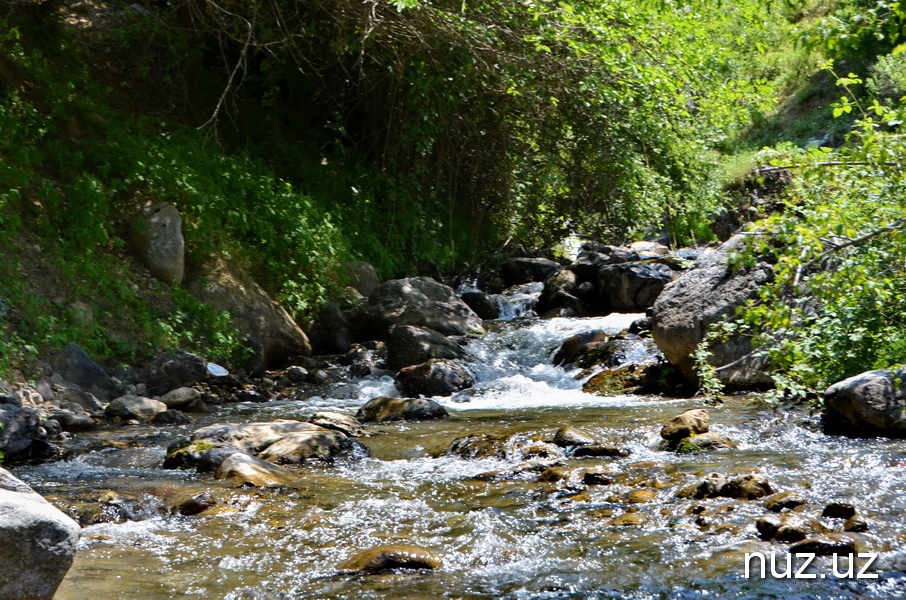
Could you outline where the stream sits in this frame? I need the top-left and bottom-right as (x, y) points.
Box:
(12, 298), (906, 599)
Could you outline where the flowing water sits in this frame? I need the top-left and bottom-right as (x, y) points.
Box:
(12, 306), (906, 600)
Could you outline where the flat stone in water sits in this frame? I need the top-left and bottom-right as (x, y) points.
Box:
(339, 544), (442, 573)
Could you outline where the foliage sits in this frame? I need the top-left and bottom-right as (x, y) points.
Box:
(799, 0), (906, 68)
(712, 66), (906, 401)
(121, 0), (790, 252)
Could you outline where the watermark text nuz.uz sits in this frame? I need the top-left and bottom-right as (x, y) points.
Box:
(745, 552), (879, 579)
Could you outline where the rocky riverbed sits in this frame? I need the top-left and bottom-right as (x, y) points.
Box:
(3, 239), (906, 599)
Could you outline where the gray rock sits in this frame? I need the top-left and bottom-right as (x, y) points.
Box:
(357, 277), (485, 339)
(130, 201), (185, 284)
(257, 428), (357, 464)
(213, 452), (298, 487)
(48, 410), (97, 433)
(189, 420), (334, 455)
(386, 324), (471, 370)
(553, 426), (598, 447)
(500, 257), (560, 285)
(105, 395), (168, 421)
(553, 330), (609, 365)
(460, 292), (500, 320)
(149, 410), (194, 426)
(187, 257), (311, 373)
(356, 396), (448, 423)
(650, 234), (775, 389)
(569, 247), (635, 280)
(536, 269), (579, 315)
(308, 411), (368, 437)
(824, 366), (906, 437)
(159, 387), (201, 410)
(396, 359), (475, 397)
(341, 261), (381, 297)
(50, 342), (115, 402)
(0, 405), (40, 460)
(598, 261), (674, 313)
(51, 384), (104, 413)
(0, 468), (80, 600)
(143, 351), (208, 395)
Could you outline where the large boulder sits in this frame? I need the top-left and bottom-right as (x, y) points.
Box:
(386, 324), (471, 370)
(569, 246), (636, 280)
(0, 405), (40, 461)
(104, 395), (168, 421)
(142, 351), (208, 396)
(396, 359), (475, 397)
(500, 257), (560, 285)
(650, 234), (774, 389)
(340, 261), (381, 297)
(188, 420), (335, 455)
(129, 201), (185, 284)
(187, 257), (311, 373)
(50, 342), (116, 402)
(598, 262), (675, 313)
(356, 277), (485, 339)
(824, 366), (906, 437)
(0, 468), (80, 600)
(257, 429), (358, 464)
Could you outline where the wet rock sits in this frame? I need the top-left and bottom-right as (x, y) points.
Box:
(650, 234), (775, 389)
(176, 492), (216, 516)
(159, 387), (201, 410)
(340, 544), (442, 573)
(671, 431), (736, 453)
(722, 473), (774, 500)
(307, 302), (352, 355)
(356, 396), (448, 423)
(104, 395), (167, 421)
(822, 502), (857, 519)
(164, 439), (218, 470)
(189, 420), (339, 455)
(627, 490), (656, 503)
(574, 338), (652, 370)
(572, 444), (631, 458)
(474, 458), (567, 482)
(790, 533), (866, 556)
(569, 247), (635, 280)
(396, 359), (474, 398)
(308, 411), (367, 437)
(149, 410), (194, 426)
(582, 365), (644, 396)
(774, 516), (829, 542)
(0, 468), (80, 600)
(609, 512), (649, 527)
(660, 408), (710, 442)
(553, 331), (609, 366)
(536, 269), (579, 315)
(693, 473), (729, 499)
(500, 257), (560, 285)
(142, 351), (208, 395)
(539, 466), (574, 483)
(553, 426), (598, 447)
(214, 452), (298, 487)
(764, 491), (807, 513)
(50, 342), (115, 402)
(755, 514), (783, 540)
(461, 292), (500, 320)
(0, 405), (41, 460)
(598, 262), (675, 313)
(357, 277), (485, 339)
(47, 410), (98, 433)
(823, 366), (906, 437)
(257, 428), (358, 464)
(446, 434), (507, 459)
(583, 467), (617, 486)
(386, 324), (471, 370)
(285, 366), (309, 383)
(844, 515), (870, 532)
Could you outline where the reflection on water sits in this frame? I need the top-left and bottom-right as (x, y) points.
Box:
(12, 314), (906, 599)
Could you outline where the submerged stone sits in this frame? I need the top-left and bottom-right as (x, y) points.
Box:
(340, 544), (442, 573)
